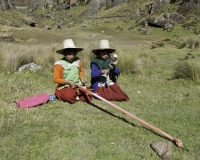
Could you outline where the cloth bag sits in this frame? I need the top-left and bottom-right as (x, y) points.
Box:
(14, 94), (50, 108)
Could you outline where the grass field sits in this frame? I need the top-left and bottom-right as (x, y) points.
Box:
(0, 19), (200, 160)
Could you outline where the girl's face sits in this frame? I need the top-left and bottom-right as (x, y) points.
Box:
(99, 50), (110, 60)
(64, 50), (77, 62)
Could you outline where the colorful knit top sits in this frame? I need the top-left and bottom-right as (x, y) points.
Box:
(53, 58), (84, 90)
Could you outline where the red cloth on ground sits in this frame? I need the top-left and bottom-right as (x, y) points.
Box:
(14, 94), (50, 108)
(55, 87), (92, 104)
(96, 83), (129, 101)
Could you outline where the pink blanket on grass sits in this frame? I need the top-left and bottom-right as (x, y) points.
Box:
(14, 94), (50, 108)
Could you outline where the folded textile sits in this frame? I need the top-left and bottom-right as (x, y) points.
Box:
(14, 94), (50, 108)
(49, 94), (57, 101)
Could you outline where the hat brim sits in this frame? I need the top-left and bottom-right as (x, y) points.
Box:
(56, 48), (84, 54)
(92, 48), (116, 54)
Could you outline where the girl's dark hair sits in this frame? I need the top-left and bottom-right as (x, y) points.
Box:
(63, 48), (78, 55)
(95, 50), (108, 55)
(96, 50), (111, 58)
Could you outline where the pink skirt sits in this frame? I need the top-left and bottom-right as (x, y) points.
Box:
(96, 83), (129, 101)
(55, 87), (92, 104)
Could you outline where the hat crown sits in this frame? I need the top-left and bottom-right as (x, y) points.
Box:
(99, 39), (110, 49)
(56, 39), (83, 54)
(63, 39), (76, 48)
(92, 39), (115, 54)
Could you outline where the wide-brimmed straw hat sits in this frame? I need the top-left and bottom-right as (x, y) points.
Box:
(92, 39), (116, 54)
(56, 39), (84, 54)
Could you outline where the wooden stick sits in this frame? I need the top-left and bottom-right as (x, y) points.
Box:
(76, 84), (183, 148)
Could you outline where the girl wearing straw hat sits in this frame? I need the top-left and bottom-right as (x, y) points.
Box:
(90, 39), (129, 101)
(53, 39), (92, 104)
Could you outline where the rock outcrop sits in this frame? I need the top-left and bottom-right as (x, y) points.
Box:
(0, 0), (15, 10)
(177, 0), (200, 15)
(0, 0), (200, 33)
(145, 13), (186, 28)
(88, 0), (110, 17)
(151, 0), (171, 13)
(112, 0), (127, 7)
(0, 32), (14, 42)
(0, 0), (81, 11)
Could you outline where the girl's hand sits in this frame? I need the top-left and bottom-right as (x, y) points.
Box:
(109, 64), (114, 69)
(101, 69), (109, 74)
(66, 81), (76, 88)
(81, 78), (87, 84)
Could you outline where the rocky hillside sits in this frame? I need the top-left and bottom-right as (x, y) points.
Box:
(0, 0), (200, 35)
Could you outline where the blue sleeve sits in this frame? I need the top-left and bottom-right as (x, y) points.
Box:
(114, 66), (120, 76)
(91, 63), (101, 77)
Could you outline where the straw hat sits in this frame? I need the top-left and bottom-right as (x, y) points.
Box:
(56, 39), (84, 54)
(92, 39), (116, 54)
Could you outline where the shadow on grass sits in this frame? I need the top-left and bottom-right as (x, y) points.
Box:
(88, 101), (136, 127)
(88, 101), (172, 143)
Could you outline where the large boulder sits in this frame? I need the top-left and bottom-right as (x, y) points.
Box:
(87, 0), (131, 16)
(168, 13), (186, 24)
(85, 0), (91, 4)
(0, 0), (16, 10)
(22, 17), (36, 27)
(177, 0), (200, 16)
(112, 0), (126, 7)
(149, 13), (184, 25)
(138, 13), (186, 31)
(145, 13), (186, 25)
(70, 0), (79, 7)
(149, 0), (171, 14)
(88, 0), (111, 16)
(135, 0), (171, 17)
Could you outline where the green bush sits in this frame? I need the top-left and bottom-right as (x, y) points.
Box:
(118, 51), (158, 74)
(174, 35), (200, 49)
(151, 42), (166, 49)
(173, 61), (200, 80)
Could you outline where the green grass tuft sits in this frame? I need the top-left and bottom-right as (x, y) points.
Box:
(173, 61), (200, 80)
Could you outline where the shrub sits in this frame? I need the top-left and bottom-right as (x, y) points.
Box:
(150, 41), (166, 49)
(188, 38), (200, 49)
(175, 38), (188, 49)
(0, 43), (61, 73)
(117, 50), (158, 74)
(174, 35), (200, 49)
(173, 61), (200, 80)
(4, 50), (34, 72)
